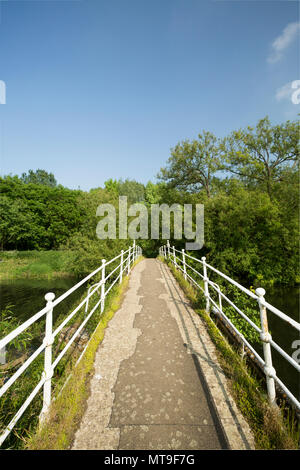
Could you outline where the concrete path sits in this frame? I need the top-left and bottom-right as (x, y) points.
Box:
(71, 259), (255, 450)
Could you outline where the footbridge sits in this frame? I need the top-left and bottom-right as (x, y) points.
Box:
(0, 243), (299, 450)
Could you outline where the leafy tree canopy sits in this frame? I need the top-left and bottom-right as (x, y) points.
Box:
(220, 116), (299, 197)
(158, 130), (222, 198)
(21, 169), (57, 187)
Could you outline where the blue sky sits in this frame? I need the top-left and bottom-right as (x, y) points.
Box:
(0, 0), (299, 190)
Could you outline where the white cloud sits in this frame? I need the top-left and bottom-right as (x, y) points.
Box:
(268, 21), (300, 64)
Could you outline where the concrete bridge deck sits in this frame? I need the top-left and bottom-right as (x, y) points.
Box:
(71, 258), (255, 450)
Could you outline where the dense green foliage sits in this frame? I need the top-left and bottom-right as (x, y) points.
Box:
(0, 176), (83, 250)
(0, 116), (299, 285)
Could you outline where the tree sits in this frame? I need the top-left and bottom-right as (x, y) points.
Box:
(104, 178), (120, 195)
(157, 130), (222, 198)
(0, 196), (39, 250)
(202, 186), (298, 285)
(118, 179), (145, 204)
(103, 178), (145, 204)
(221, 117), (299, 198)
(144, 181), (162, 205)
(21, 169), (57, 187)
(0, 176), (83, 250)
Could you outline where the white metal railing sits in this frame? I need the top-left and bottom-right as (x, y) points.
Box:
(0, 242), (142, 446)
(159, 241), (300, 412)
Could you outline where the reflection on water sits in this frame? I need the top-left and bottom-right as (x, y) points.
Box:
(0, 277), (87, 366)
(0, 277), (84, 324)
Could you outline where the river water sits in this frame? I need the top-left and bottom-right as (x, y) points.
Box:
(0, 277), (84, 324)
(263, 285), (300, 402)
(0, 278), (299, 401)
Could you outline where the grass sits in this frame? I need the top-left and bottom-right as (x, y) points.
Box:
(159, 256), (299, 450)
(24, 256), (143, 450)
(0, 250), (75, 279)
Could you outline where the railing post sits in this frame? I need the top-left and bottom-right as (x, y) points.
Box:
(133, 240), (136, 264)
(127, 246), (131, 274)
(256, 288), (277, 405)
(201, 257), (210, 314)
(215, 284), (222, 313)
(120, 250), (124, 284)
(167, 240), (170, 259)
(0, 345), (6, 365)
(40, 292), (55, 424)
(182, 249), (187, 280)
(172, 246), (177, 269)
(101, 259), (106, 313)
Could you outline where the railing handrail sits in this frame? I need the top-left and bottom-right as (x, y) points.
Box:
(0, 249), (134, 352)
(171, 246), (300, 331)
(159, 242), (300, 412)
(0, 243), (142, 446)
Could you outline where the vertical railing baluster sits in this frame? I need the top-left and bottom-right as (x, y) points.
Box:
(127, 246), (131, 274)
(201, 256), (210, 315)
(101, 259), (106, 313)
(167, 240), (170, 259)
(0, 345), (6, 365)
(120, 250), (124, 284)
(172, 246), (177, 269)
(133, 240), (136, 264)
(256, 288), (277, 405)
(40, 292), (55, 424)
(182, 248), (187, 280)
